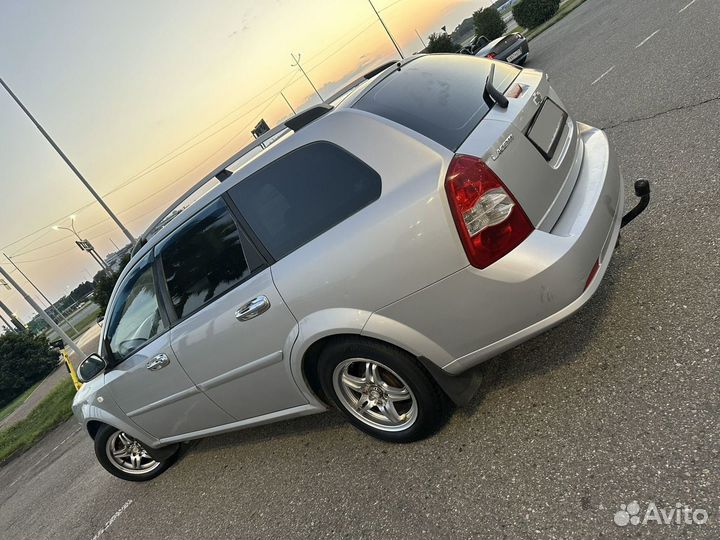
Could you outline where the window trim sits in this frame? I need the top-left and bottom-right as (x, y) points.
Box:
(153, 197), (269, 327)
(222, 192), (275, 265)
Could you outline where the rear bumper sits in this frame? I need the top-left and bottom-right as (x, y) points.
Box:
(370, 123), (624, 375)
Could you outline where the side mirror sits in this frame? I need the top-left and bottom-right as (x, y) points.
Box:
(96, 316), (105, 327)
(77, 353), (107, 383)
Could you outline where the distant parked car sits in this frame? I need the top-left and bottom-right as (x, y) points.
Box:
(474, 33), (529, 65)
(459, 34), (490, 55)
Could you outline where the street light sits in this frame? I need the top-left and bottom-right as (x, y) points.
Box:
(0, 77), (135, 244)
(53, 215), (109, 272)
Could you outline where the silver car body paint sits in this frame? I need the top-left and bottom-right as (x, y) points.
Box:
(73, 58), (626, 450)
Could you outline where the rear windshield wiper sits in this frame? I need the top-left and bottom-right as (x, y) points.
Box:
(485, 63), (508, 109)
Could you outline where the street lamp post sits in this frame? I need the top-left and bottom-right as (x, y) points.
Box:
(53, 215), (110, 272)
(0, 311), (15, 334)
(3, 253), (79, 334)
(0, 297), (25, 332)
(0, 265), (83, 358)
(0, 77), (135, 244)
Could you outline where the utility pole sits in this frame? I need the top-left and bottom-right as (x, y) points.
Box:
(280, 91), (296, 115)
(0, 265), (83, 358)
(0, 77), (135, 244)
(415, 29), (427, 48)
(368, 0), (404, 59)
(108, 237), (120, 251)
(4, 254), (79, 334)
(290, 53), (323, 102)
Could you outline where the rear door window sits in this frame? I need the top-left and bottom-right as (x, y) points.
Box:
(353, 54), (519, 150)
(227, 142), (381, 260)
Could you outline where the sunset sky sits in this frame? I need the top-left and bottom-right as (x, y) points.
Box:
(0, 0), (489, 321)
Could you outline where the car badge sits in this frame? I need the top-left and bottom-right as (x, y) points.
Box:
(491, 133), (514, 161)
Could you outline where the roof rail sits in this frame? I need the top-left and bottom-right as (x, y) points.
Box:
(135, 102), (339, 250)
(136, 121), (292, 248)
(133, 60), (406, 254)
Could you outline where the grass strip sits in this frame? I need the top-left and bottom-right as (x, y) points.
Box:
(0, 379), (76, 463)
(0, 380), (42, 423)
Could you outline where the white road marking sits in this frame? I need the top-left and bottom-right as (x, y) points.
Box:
(635, 29), (660, 48)
(591, 65), (615, 85)
(8, 427), (82, 487)
(90, 499), (133, 540)
(679, 0), (697, 13)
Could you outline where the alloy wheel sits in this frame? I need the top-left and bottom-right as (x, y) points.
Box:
(332, 358), (417, 432)
(105, 431), (161, 475)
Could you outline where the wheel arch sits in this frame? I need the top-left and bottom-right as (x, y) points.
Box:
(86, 419), (106, 439)
(299, 333), (479, 407)
(289, 309), (477, 408)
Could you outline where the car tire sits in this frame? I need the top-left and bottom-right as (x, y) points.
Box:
(317, 338), (452, 443)
(94, 424), (176, 482)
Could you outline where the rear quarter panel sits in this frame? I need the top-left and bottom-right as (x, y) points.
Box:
(270, 109), (468, 320)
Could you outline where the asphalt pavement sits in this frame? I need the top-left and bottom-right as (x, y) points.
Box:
(1, 0), (718, 538)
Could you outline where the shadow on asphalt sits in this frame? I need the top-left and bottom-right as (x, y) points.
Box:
(176, 408), (348, 460)
(461, 243), (631, 416)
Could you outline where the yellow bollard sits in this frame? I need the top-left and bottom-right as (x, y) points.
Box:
(62, 349), (83, 391)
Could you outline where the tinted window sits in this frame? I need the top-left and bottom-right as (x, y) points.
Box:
(228, 142), (381, 260)
(156, 198), (260, 319)
(495, 35), (519, 52)
(354, 55), (520, 150)
(106, 254), (165, 360)
(476, 37), (503, 56)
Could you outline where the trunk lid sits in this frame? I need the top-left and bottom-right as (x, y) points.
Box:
(456, 67), (582, 231)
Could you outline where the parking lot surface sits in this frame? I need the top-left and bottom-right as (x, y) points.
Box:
(1, 0), (718, 538)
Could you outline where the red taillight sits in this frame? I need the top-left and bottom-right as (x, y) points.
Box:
(486, 52), (496, 59)
(445, 155), (533, 269)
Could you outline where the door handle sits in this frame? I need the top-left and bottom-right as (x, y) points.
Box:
(235, 295), (271, 321)
(146, 353), (170, 371)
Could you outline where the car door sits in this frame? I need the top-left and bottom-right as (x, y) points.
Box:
(102, 252), (234, 439)
(155, 197), (307, 421)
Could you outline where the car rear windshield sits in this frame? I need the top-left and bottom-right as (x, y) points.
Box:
(353, 54), (520, 150)
(494, 35), (520, 52)
(227, 142), (381, 260)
